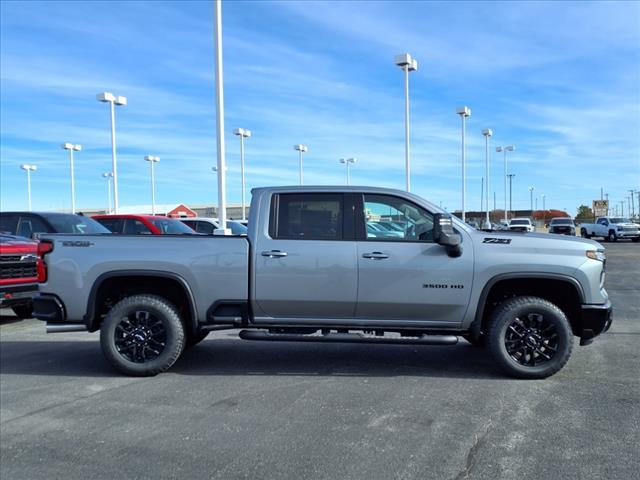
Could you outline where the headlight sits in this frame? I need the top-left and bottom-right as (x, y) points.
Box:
(586, 250), (606, 262)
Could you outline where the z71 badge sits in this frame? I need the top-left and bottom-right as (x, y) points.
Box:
(483, 237), (511, 244)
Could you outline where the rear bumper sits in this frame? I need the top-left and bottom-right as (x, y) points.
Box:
(578, 300), (613, 346)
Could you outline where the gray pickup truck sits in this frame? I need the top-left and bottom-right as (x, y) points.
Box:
(33, 186), (612, 379)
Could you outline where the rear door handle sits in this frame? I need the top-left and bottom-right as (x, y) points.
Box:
(362, 252), (389, 259)
(261, 250), (288, 258)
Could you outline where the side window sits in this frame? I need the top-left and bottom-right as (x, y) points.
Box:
(124, 219), (152, 234)
(16, 216), (48, 237)
(96, 218), (124, 233)
(362, 194), (434, 242)
(0, 214), (19, 235)
(195, 222), (214, 234)
(272, 193), (343, 240)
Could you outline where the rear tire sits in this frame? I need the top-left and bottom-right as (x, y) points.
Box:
(580, 228), (591, 239)
(11, 303), (33, 319)
(632, 237), (639, 243)
(487, 296), (573, 379)
(100, 295), (185, 376)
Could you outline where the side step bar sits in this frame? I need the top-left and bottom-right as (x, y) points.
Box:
(46, 323), (87, 333)
(239, 330), (458, 346)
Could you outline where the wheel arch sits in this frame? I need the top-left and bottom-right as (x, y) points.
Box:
(470, 273), (585, 340)
(84, 270), (198, 334)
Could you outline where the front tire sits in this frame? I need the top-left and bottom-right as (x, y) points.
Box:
(487, 296), (573, 379)
(607, 230), (617, 242)
(100, 295), (185, 376)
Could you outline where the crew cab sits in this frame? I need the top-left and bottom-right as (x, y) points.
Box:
(580, 217), (640, 242)
(33, 187), (612, 379)
(508, 218), (535, 232)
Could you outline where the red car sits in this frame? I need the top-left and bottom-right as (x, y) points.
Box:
(0, 234), (48, 318)
(92, 214), (197, 235)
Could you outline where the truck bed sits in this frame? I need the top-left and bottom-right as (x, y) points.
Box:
(38, 234), (250, 325)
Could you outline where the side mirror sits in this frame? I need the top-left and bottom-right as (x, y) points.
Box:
(433, 213), (463, 258)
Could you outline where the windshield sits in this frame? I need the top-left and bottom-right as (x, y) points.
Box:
(46, 214), (111, 234)
(510, 219), (530, 225)
(150, 218), (197, 234)
(609, 218), (630, 224)
(550, 218), (574, 225)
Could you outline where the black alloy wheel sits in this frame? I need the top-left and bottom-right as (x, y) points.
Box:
(504, 313), (558, 367)
(114, 310), (167, 363)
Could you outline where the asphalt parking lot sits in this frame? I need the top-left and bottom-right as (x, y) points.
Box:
(1, 242), (639, 480)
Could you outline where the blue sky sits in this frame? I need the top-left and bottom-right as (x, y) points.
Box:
(1, 0), (639, 215)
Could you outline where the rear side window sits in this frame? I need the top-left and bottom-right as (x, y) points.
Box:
(17, 216), (49, 237)
(0, 214), (19, 235)
(271, 193), (343, 240)
(124, 219), (153, 234)
(95, 218), (124, 233)
(194, 221), (215, 234)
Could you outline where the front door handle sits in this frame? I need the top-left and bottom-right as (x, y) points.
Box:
(362, 252), (389, 259)
(261, 250), (288, 258)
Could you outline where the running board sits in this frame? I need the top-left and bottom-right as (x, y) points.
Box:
(238, 330), (458, 345)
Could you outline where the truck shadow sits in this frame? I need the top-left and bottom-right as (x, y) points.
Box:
(0, 338), (504, 380)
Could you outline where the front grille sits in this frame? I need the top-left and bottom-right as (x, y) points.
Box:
(0, 255), (38, 280)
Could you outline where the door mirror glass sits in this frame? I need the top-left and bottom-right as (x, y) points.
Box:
(433, 213), (463, 257)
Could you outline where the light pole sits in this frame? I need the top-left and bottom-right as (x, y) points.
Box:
(628, 190), (635, 219)
(20, 164), (37, 211)
(542, 194), (546, 224)
(102, 172), (113, 213)
(605, 193), (609, 215)
(233, 128), (251, 221)
(213, 0), (229, 233)
(620, 201), (625, 217)
(293, 144), (308, 185)
(456, 106), (471, 222)
(144, 156), (160, 215)
(507, 173), (515, 217)
(529, 186), (535, 212)
(496, 145), (515, 223)
(482, 129), (493, 229)
(61, 143), (81, 213)
(339, 158), (357, 185)
(394, 53), (418, 192)
(480, 177), (484, 213)
(97, 92), (127, 213)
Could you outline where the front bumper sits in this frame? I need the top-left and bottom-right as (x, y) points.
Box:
(578, 300), (613, 346)
(0, 283), (38, 307)
(616, 231), (640, 239)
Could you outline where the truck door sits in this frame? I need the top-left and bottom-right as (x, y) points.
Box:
(253, 192), (358, 321)
(354, 193), (473, 325)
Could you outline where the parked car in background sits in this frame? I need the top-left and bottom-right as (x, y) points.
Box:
(180, 218), (247, 235)
(0, 234), (40, 318)
(93, 214), (197, 235)
(0, 212), (110, 237)
(497, 221), (510, 230)
(509, 218), (535, 232)
(580, 217), (640, 242)
(548, 217), (576, 236)
(466, 220), (480, 229)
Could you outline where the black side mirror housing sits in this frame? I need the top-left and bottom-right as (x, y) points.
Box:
(433, 213), (463, 257)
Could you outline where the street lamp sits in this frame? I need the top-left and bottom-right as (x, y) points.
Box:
(293, 144), (308, 185)
(61, 143), (81, 213)
(339, 158), (357, 185)
(233, 128), (251, 221)
(20, 164), (37, 211)
(507, 173), (516, 216)
(542, 194), (546, 223)
(456, 106), (471, 222)
(144, 156), (160, 215)
(496, 145), (515, 224)
(102, 172), (113, 214)
(394, 53), (418, 192)
(529, 186), (535, 211)
(481, 129), (493, 229)
(96, 92), (127, 213)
